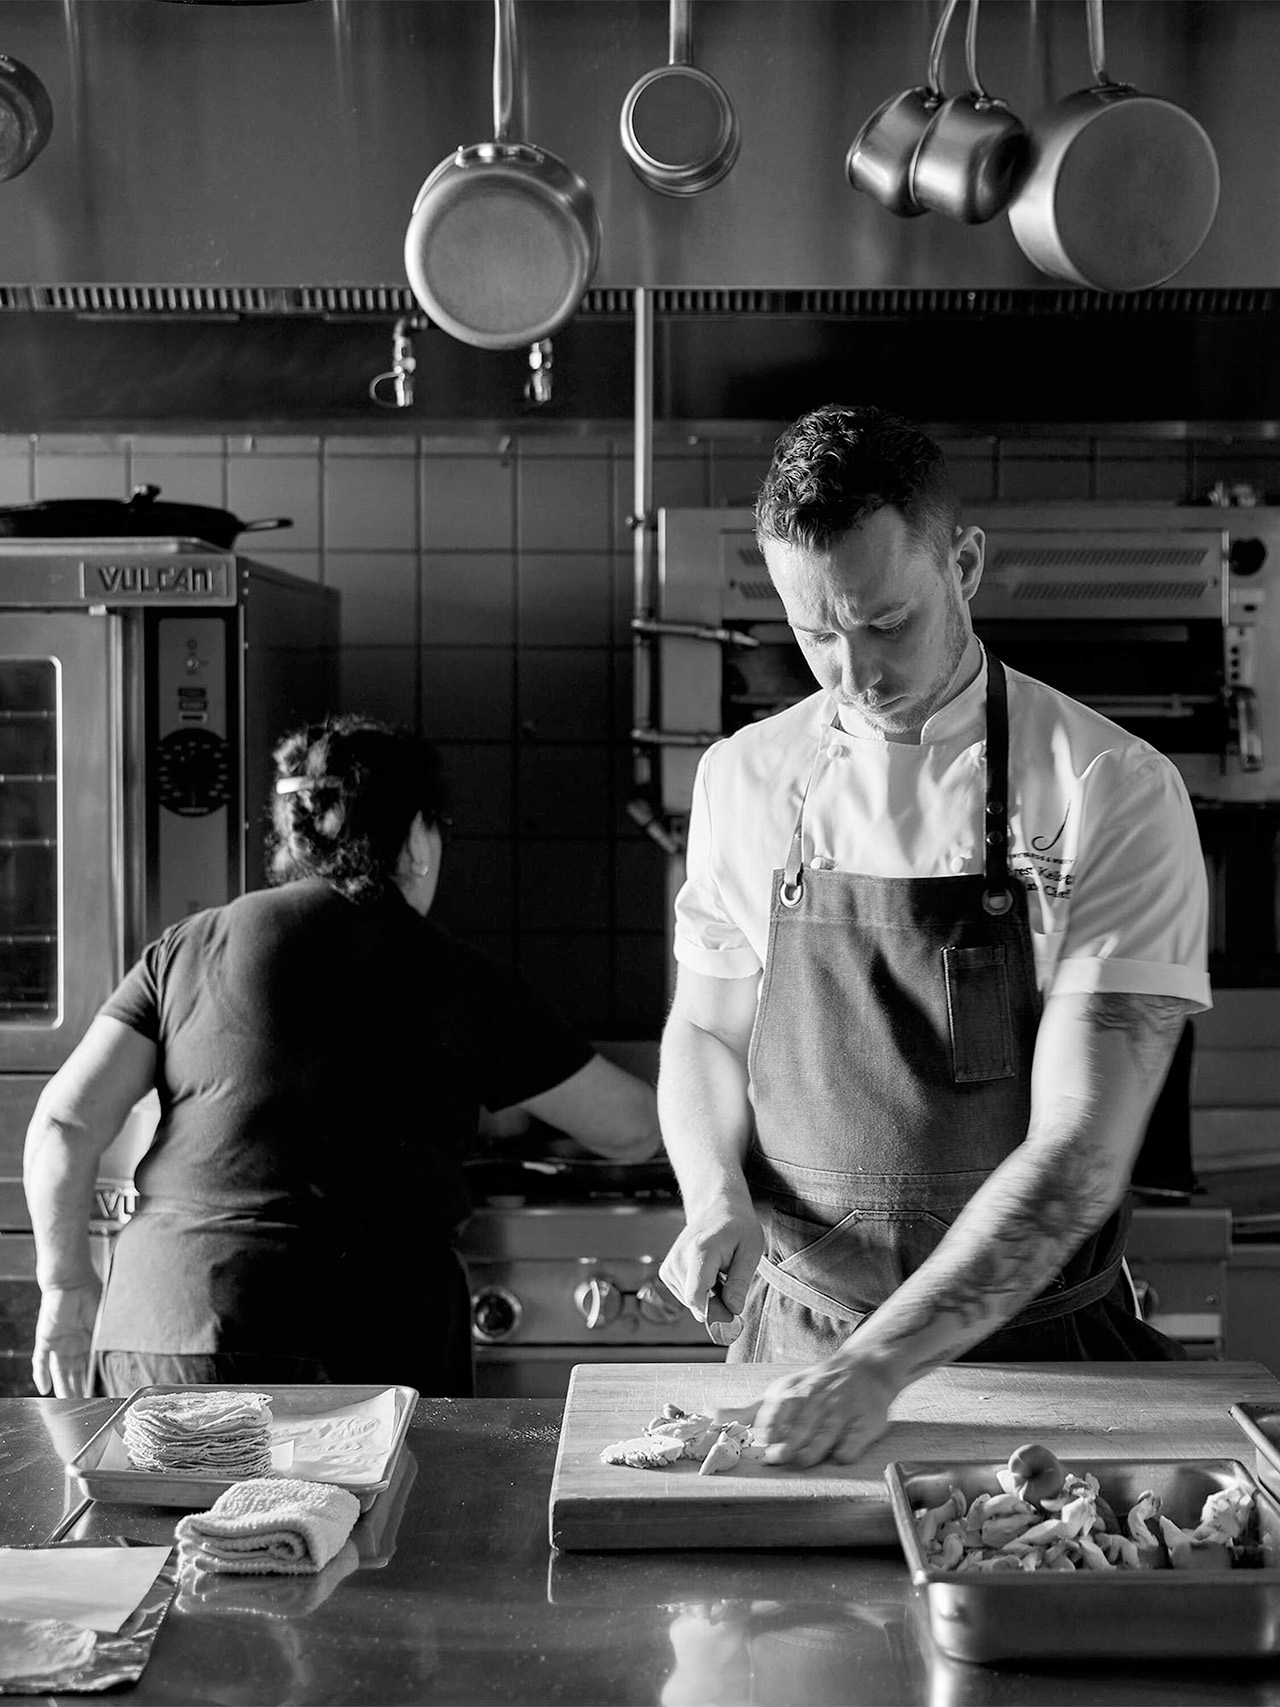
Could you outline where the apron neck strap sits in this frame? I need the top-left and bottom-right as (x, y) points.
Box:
(982, 652), (1013, 917)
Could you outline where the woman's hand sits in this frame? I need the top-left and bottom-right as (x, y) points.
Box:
(750, 1354), (897, 1468)
(32, 1281), (101, 1398)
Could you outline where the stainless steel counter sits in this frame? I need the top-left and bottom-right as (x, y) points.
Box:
(5, 1391), (1280, 1705)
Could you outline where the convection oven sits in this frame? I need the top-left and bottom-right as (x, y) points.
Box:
(0, 538), (339, 1266)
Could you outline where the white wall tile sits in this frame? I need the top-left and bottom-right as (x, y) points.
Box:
(421, 647), (515, 741)
(325, 455), (417, 552)
(325, 551), (417, 646)
(422, 455), (514, 551)
(517, 454), (611, 551)
(227, 455), (322, 551)
(339, 646), (417, 725)
(422, 553), (516, 646)
(518, 553), (612, 647)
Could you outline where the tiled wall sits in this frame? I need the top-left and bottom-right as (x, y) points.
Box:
(2, 424), (1274, 1040)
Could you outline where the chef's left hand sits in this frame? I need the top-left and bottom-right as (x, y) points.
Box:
(727, 1354), (896, 1469)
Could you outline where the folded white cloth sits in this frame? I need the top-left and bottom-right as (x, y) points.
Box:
(174, 1477), (361, 1576)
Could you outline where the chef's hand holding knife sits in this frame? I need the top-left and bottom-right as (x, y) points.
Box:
(661, 1208), (893, 1468)
(658, 1196), (759, 1342)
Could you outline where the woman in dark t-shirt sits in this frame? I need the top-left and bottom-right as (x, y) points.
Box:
(24, 717), (660, 1400)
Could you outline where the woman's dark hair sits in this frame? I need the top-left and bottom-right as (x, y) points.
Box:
(754, 403), (958, 559)
(267, 715), (450, 903)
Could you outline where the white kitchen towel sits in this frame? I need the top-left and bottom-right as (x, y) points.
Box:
(174, 1477), (361, 1576)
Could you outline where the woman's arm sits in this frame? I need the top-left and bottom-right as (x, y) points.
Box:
(516, 1054), (662, 1163)
(24, 1016), (157, 1397)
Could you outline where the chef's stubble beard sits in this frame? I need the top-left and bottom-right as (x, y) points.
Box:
(856, 578), (972, 738)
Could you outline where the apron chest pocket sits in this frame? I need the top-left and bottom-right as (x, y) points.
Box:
(942, 944), (1015, 1083)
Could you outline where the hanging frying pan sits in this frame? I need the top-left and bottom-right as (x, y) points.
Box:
(0, 54), (52, 182)
(620, 0), (740, 197)
(403, 0), (600, 352)
(1007, 0), (1219, 292)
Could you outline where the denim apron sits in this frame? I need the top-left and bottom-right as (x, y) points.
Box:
(731, 654), (1180, 1365)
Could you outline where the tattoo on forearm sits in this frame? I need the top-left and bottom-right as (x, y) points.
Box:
(866, 996), (1191, 1377)
(1083, 993), (1188, 1082)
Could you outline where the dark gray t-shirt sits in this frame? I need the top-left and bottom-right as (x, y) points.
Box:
(95, 878), (592, 1356)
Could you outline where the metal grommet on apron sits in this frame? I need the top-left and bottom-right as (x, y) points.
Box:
(736, 651), (1158, 1367)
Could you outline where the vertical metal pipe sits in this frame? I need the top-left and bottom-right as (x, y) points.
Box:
(631, 287), (656, 801)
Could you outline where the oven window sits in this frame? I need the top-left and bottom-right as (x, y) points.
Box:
(0, 658), (58, 1022)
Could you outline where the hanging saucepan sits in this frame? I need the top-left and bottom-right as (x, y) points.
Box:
(910, 0), (1029, 224)
(0, 485), (293, 549)
(620, 0), (740, 198)
(846, 0), (960, 218)
(0, 54), (52, 182)
(403, 0), (601, 352)
(1007, 0), (1220, 292)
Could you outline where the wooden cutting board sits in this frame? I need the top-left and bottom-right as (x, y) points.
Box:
(548, 1359), (1280, 1551)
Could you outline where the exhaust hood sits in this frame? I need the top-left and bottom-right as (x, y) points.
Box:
(0, 0), (1272, 300)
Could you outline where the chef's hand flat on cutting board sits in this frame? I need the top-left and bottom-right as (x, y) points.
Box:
(658, 1199), (762, 1327)
(746, 1355), (895, 1468)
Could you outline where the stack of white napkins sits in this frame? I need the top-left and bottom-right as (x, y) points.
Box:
(175, 1477), (361, 1576)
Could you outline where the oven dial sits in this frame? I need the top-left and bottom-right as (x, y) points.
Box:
(574, 1276), (622, 1330)
(635, 1278), (685, 1327)
(472, 1287), (522, 1343)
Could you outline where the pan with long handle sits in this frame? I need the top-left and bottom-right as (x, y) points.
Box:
(1007, 0), (1219, 292)
(403, 0), (600, 352)
(620, 0), (740, 198)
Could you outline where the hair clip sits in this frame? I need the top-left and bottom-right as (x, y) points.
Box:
(275, 775), (342, 796)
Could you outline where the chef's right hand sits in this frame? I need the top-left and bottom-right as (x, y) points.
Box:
(32, 1281), (101, 1398)
(659, 1196), (763, 1326)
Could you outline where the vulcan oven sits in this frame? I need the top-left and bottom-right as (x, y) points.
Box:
(0, 538), (339, 1263)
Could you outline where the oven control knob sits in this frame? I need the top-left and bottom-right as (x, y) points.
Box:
(574, 1276), (622, 1330)
(636, 1279), (685, 1326)
(472, 1287), (522, 1343)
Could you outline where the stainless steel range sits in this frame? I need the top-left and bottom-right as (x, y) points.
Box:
(457, 1165), (725, 1399)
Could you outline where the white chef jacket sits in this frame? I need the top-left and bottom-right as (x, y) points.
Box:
(674, 655), (1211, 1008)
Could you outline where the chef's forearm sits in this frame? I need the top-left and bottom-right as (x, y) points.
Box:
(24, 1112), (100, 1291)
(657, 1014), (755, 1212)
(844, 990), (1192, 1390)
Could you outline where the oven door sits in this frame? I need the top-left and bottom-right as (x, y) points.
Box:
(0, 612), (121, 1070)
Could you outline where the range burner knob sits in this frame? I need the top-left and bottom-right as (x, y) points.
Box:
(636, 1278), (685, 1326)
(574, 1276), (622, 1330)
(472, 1287), (522, 1343)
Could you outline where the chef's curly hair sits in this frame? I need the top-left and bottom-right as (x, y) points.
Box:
(754, 404), (958, 559)
(267, 715), (450, 903)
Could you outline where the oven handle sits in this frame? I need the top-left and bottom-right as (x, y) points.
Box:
(631, 617), (761, 649)
(1231, 684), (1265, 771)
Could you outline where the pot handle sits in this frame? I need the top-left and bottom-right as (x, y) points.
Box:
(492, 0), (516, 143)
(962, 0), (989, 101)
(1085, 0), (1126, 89)
(237, 518), (294, 533)
(668, 0), (691, 68)
(925, 0), (962, 99)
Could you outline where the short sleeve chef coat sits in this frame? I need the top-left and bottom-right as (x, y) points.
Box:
(674, 656), (1211, 1009)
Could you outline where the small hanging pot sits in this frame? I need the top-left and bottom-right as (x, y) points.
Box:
(403, 0), (600, 352)
(620, 0), (740, 198)
(846, 0), (960, 218)
(0, 54), (52, 182)
(1007, 0), (1220, 292)
(909, 0), (1029, 224)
